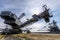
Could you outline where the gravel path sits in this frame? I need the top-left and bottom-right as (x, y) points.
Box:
(0, 35), (25, 40)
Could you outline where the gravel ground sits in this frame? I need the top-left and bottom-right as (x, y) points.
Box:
(0, 34), (60, 40)
(0, 35), (24, 40)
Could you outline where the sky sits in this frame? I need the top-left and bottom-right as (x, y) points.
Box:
(0, 0), (60, 32)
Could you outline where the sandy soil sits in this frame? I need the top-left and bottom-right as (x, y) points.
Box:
(0, 34), (60, 40)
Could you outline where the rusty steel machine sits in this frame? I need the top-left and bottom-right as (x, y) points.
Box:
(0, 5), (53, 34)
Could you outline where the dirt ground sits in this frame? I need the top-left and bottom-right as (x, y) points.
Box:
(0, 34), (60, 40)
